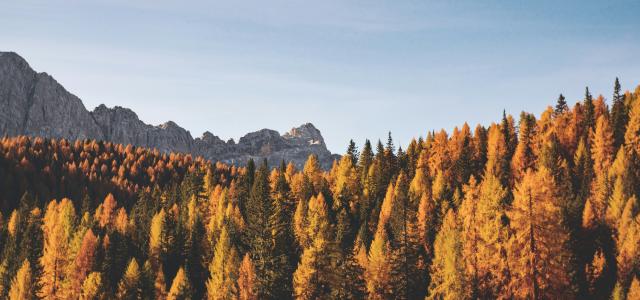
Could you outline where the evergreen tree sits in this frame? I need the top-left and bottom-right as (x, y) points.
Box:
(611, 78), (628, 148)
(555, 93), (568, 115)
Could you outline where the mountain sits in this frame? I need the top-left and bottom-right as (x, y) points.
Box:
(0, 51), (338, 168)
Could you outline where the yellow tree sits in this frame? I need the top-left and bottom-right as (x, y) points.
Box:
(509, 168), (573, 299)
(206, 226), (240, 300)
(67, 229), (99, 298)
(238, 254), (257, 300)
(427, 209), (467, 300)
(116, 259), (143, 299)
(39, 198), (76, 299)
(80, 272), (105, 300)
(293, 193), (340, 299)
(589, 115), (615, 222)
(8, 259), (33, 300)
(167, 267), (191, 300)
(365, 227), (394, 299)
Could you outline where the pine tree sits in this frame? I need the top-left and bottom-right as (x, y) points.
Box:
(346, 139), (359, 165)
(427, 209), (467, 300)
(8, 259), (33, 300)
(611, 78), (628, 148)
(245, 160), (290, 299)
(583, 86), (596, 136)
(509, 168), (573, 299)
(555, 93), (568, 115)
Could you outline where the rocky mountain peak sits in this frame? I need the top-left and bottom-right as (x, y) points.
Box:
(284, 122), (325, 146)
(0, 51), (338, 169)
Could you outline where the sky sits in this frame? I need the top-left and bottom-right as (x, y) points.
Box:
(1, 1), (639, 153)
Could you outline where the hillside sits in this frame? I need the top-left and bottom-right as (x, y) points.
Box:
(0, 80), (639, 299)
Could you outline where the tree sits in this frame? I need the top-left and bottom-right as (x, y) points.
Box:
(583, 86), (595, 136)
(293, 193), (340, 299)
(206, 226), (239, 300)
(555, 93), (568, 115)
(365, 227), (394, 299)
(511, 112), (537, 181)
(589, 115), (615, 222)
(68, 229), (99, 298)
(508, 168), (573, 299)
(486, 124), (510, 186)
(39, 198), (76, 299)
(167, 267), (191, 300)
(80, 272), (105, 300)
(238, 254), (257, 300)
(8, 259), (34, 300)
(244, 160), (290, 299)
(427, 209), (467, 300)
(116, 259), (143, 299)
(611, 78), (628, 148)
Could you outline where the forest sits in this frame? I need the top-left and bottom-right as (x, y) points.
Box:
(1, 79), (640, 299)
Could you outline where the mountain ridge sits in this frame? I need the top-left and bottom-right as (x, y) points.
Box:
(0, 51), (337, 168)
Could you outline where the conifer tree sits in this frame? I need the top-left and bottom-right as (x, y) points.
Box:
(293, 193), (340, 299)
(512, 112), (537, 181)
(116, 259), (143, 299)
(206, 226), (239, 300)
(238, 254), (257, 300)
(427, 209), (467, 300)
(583, 86), (596, 135)
(167, 267), (191, 300)
(611, 78), (628, 148)
(245, 160), (290, 299)
(39, 198), (76, 299)
(8, 259), (33, 300)
(509, 168), (573, 299)
(80, 272), (105, 300)
(555, 93), (568, 115)
(365, 227), (394, 299)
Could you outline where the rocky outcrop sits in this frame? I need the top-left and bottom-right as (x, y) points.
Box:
(0, 51), (337, 169)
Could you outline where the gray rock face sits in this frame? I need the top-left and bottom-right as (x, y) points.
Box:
(0, 51), (336, 169)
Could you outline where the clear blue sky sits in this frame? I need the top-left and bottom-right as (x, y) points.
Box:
(2, 1), (639, 153)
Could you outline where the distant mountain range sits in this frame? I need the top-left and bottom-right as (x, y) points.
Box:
(0, 52), (338, 168)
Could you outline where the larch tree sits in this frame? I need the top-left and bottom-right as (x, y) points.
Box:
(206, 226), (240, 300)
(8, 259), (33, 300)
(589, 115), (615, 223)
(508, 168), (573, 299)
(80, 272), (105, 300)
(116, 259), (143, 299)
(238, 254), (257, 300)
(427, 209), (467, 300)
(167, 267), (191, 300)
(365, 227), (394, 300)
(67, 229), (99, 298)
(39, 198), (76, 300)
(293, 193), (340, 299)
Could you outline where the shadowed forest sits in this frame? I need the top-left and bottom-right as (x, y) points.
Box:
(1, 80), (640, 299)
